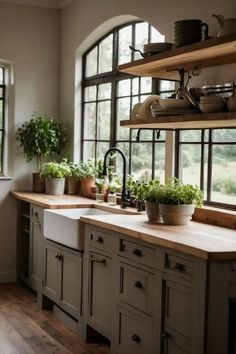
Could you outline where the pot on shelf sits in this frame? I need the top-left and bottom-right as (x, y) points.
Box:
(45, 177), (65, 195)
(159, 204), (195, 225)
(145, 201), (162, 222)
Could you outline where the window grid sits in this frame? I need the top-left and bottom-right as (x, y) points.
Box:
(0, 66), (5, 175)
(175, 128), (236, 210)
(81, 21), (174, 181)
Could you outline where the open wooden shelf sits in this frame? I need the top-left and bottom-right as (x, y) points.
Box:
(118, 33), (236, 80)
(120, 112), (236, 129)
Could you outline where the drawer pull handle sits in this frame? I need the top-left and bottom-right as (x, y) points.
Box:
(96, 236), (104, 244)
(134, 281), (143, 289)
(133, 249), (142, 257)
(174, 262), (185, 272)
(131, 334), (141, 343)
(58, 253), (63, 261)
(55, 252), (59, 258)
(161, 332), (171, 339)
(91, 257), (106, 264)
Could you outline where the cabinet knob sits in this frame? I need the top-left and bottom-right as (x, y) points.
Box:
(131, 334), (141, 343)
(55, 252), (59, 258)
(134, 280), (143, 289)
(174, 262), (185, 272)
(133, 248), (142, 257)
(58, 253), (63, 261)
(96, 236), (104, 244)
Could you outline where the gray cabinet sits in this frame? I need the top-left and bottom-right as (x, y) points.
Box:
(43, 239), (82, 320)
(82, 226), (116, 341)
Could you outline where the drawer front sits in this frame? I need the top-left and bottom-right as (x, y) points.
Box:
(119, 239), (158, 268)
(116, 306), (155, 354)
(164, 252), (194, 281)
(89, 227), (114, 253)
(118, 260), (154, 316)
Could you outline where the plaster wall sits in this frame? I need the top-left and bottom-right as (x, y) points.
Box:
(0, 2), (59, 281)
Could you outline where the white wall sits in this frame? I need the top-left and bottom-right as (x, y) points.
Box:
(0, 2), (60, 282)
(59, 0), (236, 160)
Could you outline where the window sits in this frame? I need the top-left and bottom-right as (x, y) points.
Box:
(82, 21), (176, 183)
(0, 66), (5, 175)
(176, 128), (236, 209)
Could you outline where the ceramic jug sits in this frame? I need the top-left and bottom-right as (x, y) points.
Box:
(227, 83), (236, 112)
(212, 15), (236, 36)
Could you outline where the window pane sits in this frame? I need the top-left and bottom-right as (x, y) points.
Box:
(155, 143), (165, 183)
(97, 101), (111, 140)
(84, 86), (97, 101)
(211, 145), (236, 205)
(0, 101), (2, 128)
(132, 78), (139, 95)
(99, 34), (113, 74)
(117, 97), (130, 140)
(178, 144), (201, 186)
(212, 129), (236, 142)
(0, 68), (3, 84)
(117, 79), (131, 97)
(131, 143), (152, 180)
(180, 130), (202, 142)
(83, 103), (96, 139)
(135, 22), (148, 49)
(116, 142), (130, 176)
(159, 80), (176, 92)
(97, 142), (110, 161)
(140, 77), (152, 94)
(118, 25), (132, 65)
(98, 83), (111, 100)
(85, 46), (98, 77)
(83, 141), (95, 161)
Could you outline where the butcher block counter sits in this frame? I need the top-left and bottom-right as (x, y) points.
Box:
(11, 191), (236, 260)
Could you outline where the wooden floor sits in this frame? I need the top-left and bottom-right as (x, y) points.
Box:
(0, 282), (110, 354)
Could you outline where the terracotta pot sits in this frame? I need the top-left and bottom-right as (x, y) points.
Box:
(32, 173), (45, 193)
(79, 177), (95, 198)
(159, 204), (195, 225)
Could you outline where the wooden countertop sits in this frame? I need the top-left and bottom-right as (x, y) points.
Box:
(80, 214), (236, 261)
(11, 191), (236, 260)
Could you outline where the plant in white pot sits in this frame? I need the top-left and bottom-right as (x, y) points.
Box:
(16, 112), (67, 192)
(156, 177), (203, 225)
(142, 179), (162, 222)
(40, 160), (71, 195)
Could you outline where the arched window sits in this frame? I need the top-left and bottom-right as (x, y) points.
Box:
(81, 21), (176, 182)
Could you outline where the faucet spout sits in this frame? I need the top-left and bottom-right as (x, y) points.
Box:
(103, 147), (128, 209)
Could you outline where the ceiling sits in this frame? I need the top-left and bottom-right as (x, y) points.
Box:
(0, 0), (72, 9)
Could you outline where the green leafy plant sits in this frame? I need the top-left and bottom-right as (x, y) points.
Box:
(156, 177), (203, 207)
(40, 161), (71, 178)
(16, 112), (67, 172)
(76, 160), (96, 179)
(127, 175), (160, 201)
(66, 161), (80, 177)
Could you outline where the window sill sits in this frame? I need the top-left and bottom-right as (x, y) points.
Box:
(193, 206), (236, 230)
(0, 176), (14, 180)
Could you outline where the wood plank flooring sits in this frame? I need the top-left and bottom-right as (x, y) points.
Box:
(0, 283), (110, 354)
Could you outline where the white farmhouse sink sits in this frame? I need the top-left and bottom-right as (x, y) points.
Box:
(44, 208), (113, 250)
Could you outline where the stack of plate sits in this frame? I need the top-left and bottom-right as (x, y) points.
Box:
(173, 19), (208, 47)
(143, 42), (173, 55)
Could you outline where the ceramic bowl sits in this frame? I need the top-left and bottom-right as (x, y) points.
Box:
(159, 98), (193, 110)
(199, 100), (226, 113)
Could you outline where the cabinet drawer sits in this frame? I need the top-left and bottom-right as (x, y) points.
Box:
(115, 306), (155, 354)
(89, 228), (114, 253)
(164, 252), (194, 281)
(118, 260), (154, 316)
(119, 239), (158, 268)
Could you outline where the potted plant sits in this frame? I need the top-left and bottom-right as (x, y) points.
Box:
(16, 112), (67, 192)
(142, 179), (162, 222)
(66, 162), (80, 195)
(40, 160), (71, 195)
(156, 177), (203, 225)
(77, 160), (96, 198)
(126, 175), (147, 211)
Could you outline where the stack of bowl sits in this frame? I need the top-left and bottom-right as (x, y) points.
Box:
(199, 96), (226, 113)
(174, 19), (208, 47)
(143, 42), (173, 56)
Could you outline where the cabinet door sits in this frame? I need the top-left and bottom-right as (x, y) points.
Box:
(59, 249), (82, 319)
(161, 277), (192, 354)
(88, 251), (113, 339)
(29, 205), (43, 291)
(43, 242), (59, 302)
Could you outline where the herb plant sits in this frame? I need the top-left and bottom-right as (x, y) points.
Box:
(40, 161), (71, 178)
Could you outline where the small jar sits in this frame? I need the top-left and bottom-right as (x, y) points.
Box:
(96, 192), (104, 203)
(108, 191), (116, 206)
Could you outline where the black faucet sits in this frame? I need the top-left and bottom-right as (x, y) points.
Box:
(102, 147), (128, 209)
